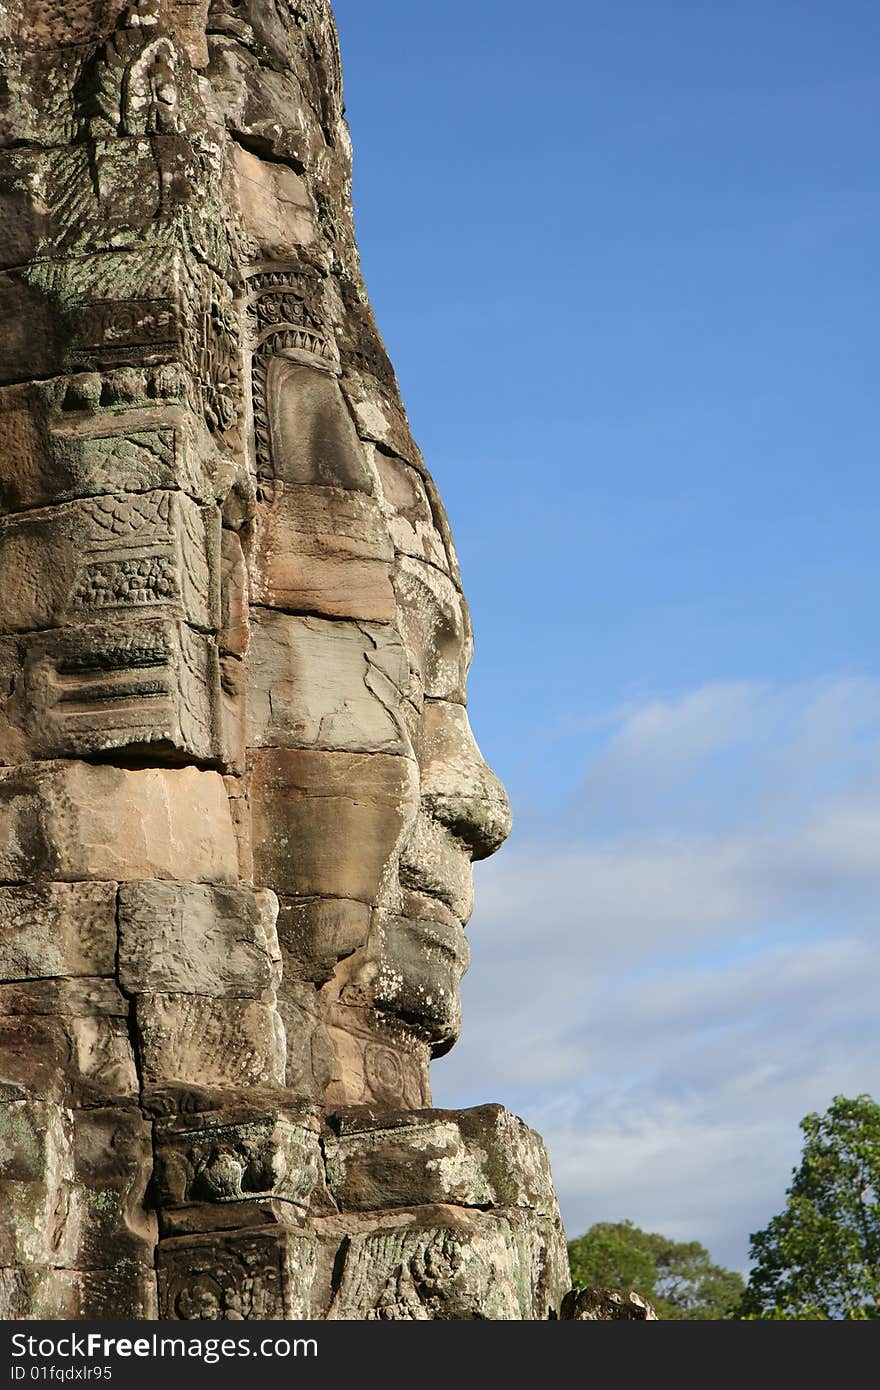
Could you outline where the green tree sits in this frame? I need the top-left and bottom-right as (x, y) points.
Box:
(738, 1094), (880, 1320)
(567, 1220), (744, 1320)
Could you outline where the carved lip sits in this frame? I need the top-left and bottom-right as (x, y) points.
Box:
(395, 914), (471, 973)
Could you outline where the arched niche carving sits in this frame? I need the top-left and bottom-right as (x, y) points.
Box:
(242, 264), (370, 501)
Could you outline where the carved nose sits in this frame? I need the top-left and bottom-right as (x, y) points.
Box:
(417, 700), (512, 861)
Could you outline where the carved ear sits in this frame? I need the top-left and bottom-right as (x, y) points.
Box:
(266, 358), (372, 492)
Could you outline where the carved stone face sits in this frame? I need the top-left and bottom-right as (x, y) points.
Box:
(244, 341), (511, 1108)
(0, 0), (511, 1120)
(206, 1), (514, 1109)
(0, 0), (574, 1325)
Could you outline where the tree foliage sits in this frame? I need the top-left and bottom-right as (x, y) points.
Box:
(738, 1094), (880, 1320)
(567, 1220), (744, 1320)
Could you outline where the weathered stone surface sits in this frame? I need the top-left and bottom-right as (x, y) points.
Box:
(204, 38), (324, 174)
(0, 374), (213, 516)
(276, 896), (371, 985)
(324, 1004), (431, 1111)
(317, 1206), (568, 1321)
(561, 1287), (659, 1320)
(0, 1264), (158, 1320)
(455, 1107), (566, 1215)
(0, 1016), (137, 1108)
(0, 762), (237, 883)
(274, 976), (335, 1102)
(134, 993), (285, 1090)
(230, 144), (317, 263)
(118, 880), (279, 996)
(334, 911), (470, 1051)
(0, 979), (138, 1106)
(153, 1107), (322, 1224)
(247, 611), (408, 754)
(70, 1107), (157, 1270)
(248, 489), (395, 621)
(0, 977), (126, 1017)
(0, 250), (189, 386)
(250, 748), (418, 900)
(0, 620), (224, 765)
(416, 699), (513, 861)
(392, 556), (472, 702)
(397, 809), (477, 927)
(263, 364), (370, 491)
(324, 1106), (561, 1220)
(325, 1114), (489, 1215)
(0, 490), (220, 634)
(0, 1100), (74, 1267)
(219, 529), (249, 656)
(0, 882), (117, 980)
(374, 448), (452, 571)
(0, 132), (207, 261)
(158, 1229), (316, 1320)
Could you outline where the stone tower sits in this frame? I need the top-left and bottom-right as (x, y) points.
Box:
(0, 0), (570, 1319)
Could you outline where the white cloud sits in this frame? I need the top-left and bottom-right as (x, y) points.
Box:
(432, 677), (880, 1273)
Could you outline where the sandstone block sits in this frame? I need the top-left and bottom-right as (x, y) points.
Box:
(225, 774), (253, 883)
(398, 809), (475, 926)
(374, 448), (450, 570)
(0, 761), (238, 884)
(118, 881), (279, 997)
(0, 620), (224, 766)
(0, 978), (126, 1017)
(454, 1106), (567, 1216)
(0, 1100), (75, 1267)
(153, 1108), (322, 1225)
(337, 911), (469, 1050)
(206, 42), (320, 172)
(70, 1107), (157, 1271)
(0, 375), (212, 516)
(219, 529), (249, 656)
(134, 994), (286, 1090)
(248, 488), (394, 621)
(0, 882), (117, 980)
(0, 246), (189, 386)
(324, 1105), (561, 1219)
(415, 698), (513, 861)
(392, 555), (471, 701)
(319, 1206), (568, 1321)
(250, 747), (418, 900)
(341, 369), (420, 469)
(262, 360), (370, 491)
(324, 1116), (488, 1216)
(276, 896), (372, 985)
(324, 1003), (431, 1111)
(561, 1287), (658, 1320)
(247, 611), (408, 754)
(0, 139), (200, 268)
(0, 490), (220, 634)
(231, 144), (317, 257)
(157, 1229), (316, 1320)
(0, 979), (138, 1106)
(0, 1264), (158, 1320)
(274, 977), (335, 1102)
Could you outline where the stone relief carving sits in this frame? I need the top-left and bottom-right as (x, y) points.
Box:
(76, 0), (180, 141)
(243, 263), (339, 500)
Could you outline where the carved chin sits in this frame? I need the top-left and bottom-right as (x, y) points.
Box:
(370, 915), (470, 1053)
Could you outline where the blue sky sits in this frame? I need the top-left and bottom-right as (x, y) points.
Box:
(333, 1), (880, 1273)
